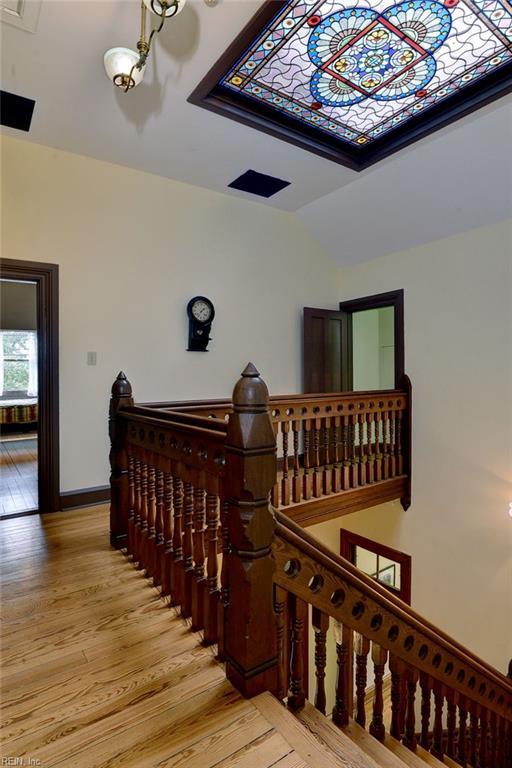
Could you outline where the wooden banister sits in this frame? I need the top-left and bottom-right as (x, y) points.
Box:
(274, 510), (512, 708)
(109, 366), (511, 767)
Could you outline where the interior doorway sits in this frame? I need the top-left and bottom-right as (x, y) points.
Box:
(303, 290), (404, 393)
(340, 529), (412, 605)
(0, 259), (59, 517)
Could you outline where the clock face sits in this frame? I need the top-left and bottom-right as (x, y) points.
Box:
(191, 299), (212, 323)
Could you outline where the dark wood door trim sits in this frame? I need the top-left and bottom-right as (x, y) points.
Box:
(340, 528), (412, 605)
(0, 258), (60, 514)
(339, 289), (405, 388)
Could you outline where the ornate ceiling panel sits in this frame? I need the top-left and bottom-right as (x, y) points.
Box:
(190, 0), (512, 169)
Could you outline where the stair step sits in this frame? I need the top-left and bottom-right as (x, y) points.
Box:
(343, 720), (445, 768)
(252, 693), (342, 768)
(416, 746), (460, 768)
(253, 693), (394, 768)
(296, 702), (393, 768)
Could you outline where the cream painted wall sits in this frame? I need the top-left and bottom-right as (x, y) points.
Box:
(310, 220), (512, 672)
(1, 136), (340, 491)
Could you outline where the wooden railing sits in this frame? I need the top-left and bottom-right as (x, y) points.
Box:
(109, 365), (511, 766)
(142, 378), (412, 525)
(273, 513), (512, 766)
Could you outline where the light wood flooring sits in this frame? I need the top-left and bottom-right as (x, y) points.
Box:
(0, 506), (312, 768)
(0, 436), (38, 516)
(0, 505), (448, 768)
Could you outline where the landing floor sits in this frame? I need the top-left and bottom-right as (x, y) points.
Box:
(0, 435), (38, 516)
(0, 506), (306, 768)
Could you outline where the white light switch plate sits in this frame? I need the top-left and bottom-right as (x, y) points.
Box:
(87, 351), (97, 366)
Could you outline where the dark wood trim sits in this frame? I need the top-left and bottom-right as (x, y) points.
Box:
(340, 529), (412, 605)
(60, 485), (110, 511)
(187, 0), (512, 171)
(0, 258), (60, 514)
(284, 476), (407, 528)
(339, 289), (405, 389)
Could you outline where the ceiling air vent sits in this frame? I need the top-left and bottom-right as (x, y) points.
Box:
(228, 170), (290, 198)
(0, 91), (35, 132)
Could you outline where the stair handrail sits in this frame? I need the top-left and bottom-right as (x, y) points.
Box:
(273, 508), (512, 719)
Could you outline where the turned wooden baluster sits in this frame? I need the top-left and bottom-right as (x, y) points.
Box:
(331, 417), (342, 493)
(191, 487), (206, 631)
(469, 704), (480, 768)
(133, 459), (142, 564)
(390, 654), (406, 740)
(489, 712), (497, 768)
(313, 608), (329, 715)
(145, 464), (157, 579)
(366, 412), (375, 484)
(312, 417), (322, 498)
(419, 673), (431, 749)
(216, 500), (229, 661)
(402, 667), (419, 750)
(396, 408), (404, 475)
(389, 411), (397, 478)
(479, 707), (488, 767)
(358, 413), (367, 487)
(349, 413), (359, 488)
(171, 476), (184, 607)
(445, 689), (457, 759)
(302, 420), (312, 500)
(138, 462), (149, 571)
(274, 584), (288, 701)
(288, 594), (307, 711)
(382, 410), (390, 480)
(161, 472), (173, 598)
(322, 418), (332, 495)
(291, 420), (302, 503)
(496, 715), (505, 768)
(431, 681), (445, 760)
(457, 695), (468, 766)
(281, 421), (291, 506)
(369, 644), (388, 741)
(354, 633), (370, 727)
(271, 421), (281, 508)
(332, 621), (353, 727)
(153, 468), (165, 587)
(182, 481), (194, 618)
(374, 412), (383, 482)
(203, 492), (219, 645)
(127, 455), (135, 558)
(341, 415), (350, 490)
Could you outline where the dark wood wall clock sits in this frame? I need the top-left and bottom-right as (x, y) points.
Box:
(187, 296), (215, 351)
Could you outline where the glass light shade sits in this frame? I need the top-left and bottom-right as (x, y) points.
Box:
(104, 47), (145, 90)
(143, 0), (186, 18)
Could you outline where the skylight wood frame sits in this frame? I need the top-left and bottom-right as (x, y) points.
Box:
(188, 0), (512, 171)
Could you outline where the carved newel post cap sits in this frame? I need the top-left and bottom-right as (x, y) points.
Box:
(111, 371), (132, 398)
(232, 363), (269, 410)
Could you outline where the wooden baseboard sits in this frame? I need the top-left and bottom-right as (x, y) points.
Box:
(60, 485), (110, 511)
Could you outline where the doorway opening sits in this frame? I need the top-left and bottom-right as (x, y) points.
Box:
(0, 259), (59, 517)
(340, 529), (412, 605)
(303, 290), (404, 393)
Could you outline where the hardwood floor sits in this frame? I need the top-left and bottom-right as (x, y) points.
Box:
(0, 436), (38, 516)
(0, 506), (308, 768)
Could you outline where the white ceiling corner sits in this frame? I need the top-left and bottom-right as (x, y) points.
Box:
(0, 0), (511, 263)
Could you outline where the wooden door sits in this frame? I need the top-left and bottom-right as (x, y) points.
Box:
(303, 307), (352, 393)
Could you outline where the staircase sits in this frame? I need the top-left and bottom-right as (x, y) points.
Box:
(253, 692), (451, 768)
(108, 364), (512, 767)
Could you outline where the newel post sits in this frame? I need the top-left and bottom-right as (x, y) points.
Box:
(109, 371), (134, 549)
(224, 363), (278, 698)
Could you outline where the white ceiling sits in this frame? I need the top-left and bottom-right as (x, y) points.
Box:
(1, 0), (511, 264)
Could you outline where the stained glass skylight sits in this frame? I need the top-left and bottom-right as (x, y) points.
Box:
(190, 0), (512, 169)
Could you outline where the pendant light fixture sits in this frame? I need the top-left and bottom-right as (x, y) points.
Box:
(104, 0), (186, 92)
